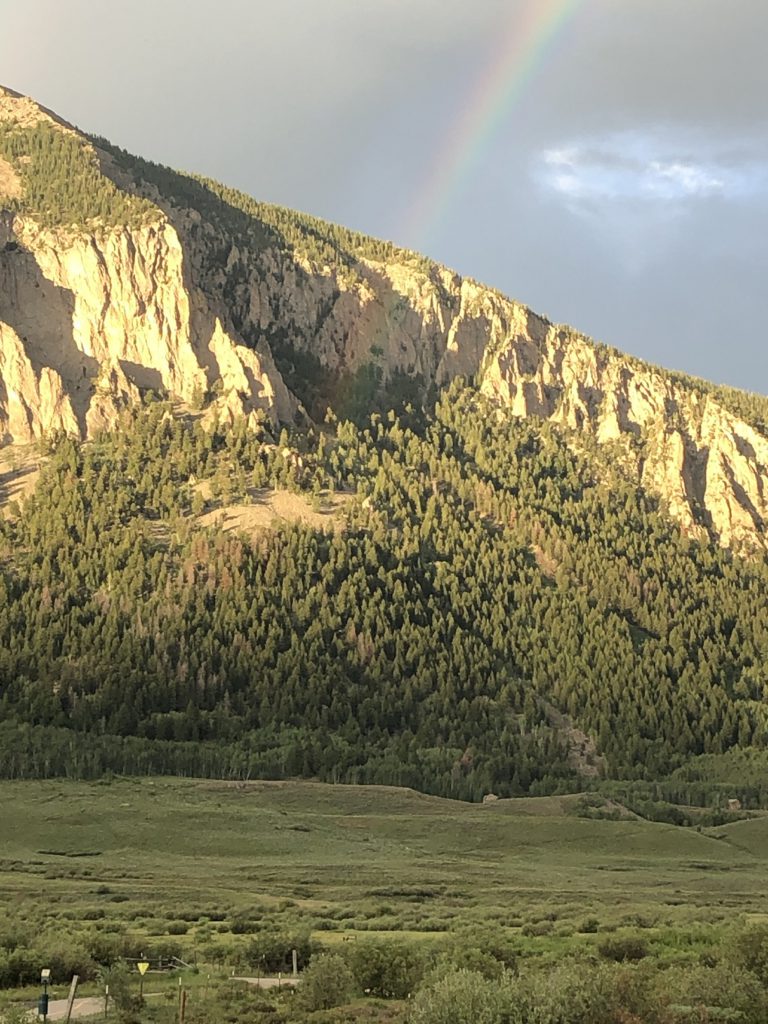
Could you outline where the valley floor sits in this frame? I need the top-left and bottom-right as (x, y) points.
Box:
(2, 777), (766, 958)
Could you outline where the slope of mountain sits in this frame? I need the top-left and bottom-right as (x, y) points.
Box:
(1, 86), (768, 801)
(1, 85), (767, 550)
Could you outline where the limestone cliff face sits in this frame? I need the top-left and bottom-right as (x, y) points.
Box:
(0, 210), (298, 443)
(0, 85), (766, 551)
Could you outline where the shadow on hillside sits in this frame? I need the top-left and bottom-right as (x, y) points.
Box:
(0, 462), (38, 507)
(119, 359), (164, 393)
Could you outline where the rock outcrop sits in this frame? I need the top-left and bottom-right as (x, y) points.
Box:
(0, 84), (766, 551)
(0, 208), (298, 442)
(207, 244), (767, 550)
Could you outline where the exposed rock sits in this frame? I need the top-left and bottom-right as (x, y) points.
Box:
(0, 157), (20, 201)
(0, 209), (298, 441)
(0, 84), (79, 133)
(85, 358), (140, 436)
(247, 251), (768, 549)
(0, 84), (766, 552)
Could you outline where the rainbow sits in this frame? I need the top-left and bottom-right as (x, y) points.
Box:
(403, 0), (584, 246)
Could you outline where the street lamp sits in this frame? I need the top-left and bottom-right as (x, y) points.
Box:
(39, 969), (51, 1024)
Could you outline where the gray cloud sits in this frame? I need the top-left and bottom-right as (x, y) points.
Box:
(532, 131), (768, 273)
(539, 133), (768, 203)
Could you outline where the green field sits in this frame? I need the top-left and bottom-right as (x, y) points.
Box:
(2, 777), (767, 965)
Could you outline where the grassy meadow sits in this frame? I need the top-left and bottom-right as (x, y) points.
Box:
(2, 776), (767, 985)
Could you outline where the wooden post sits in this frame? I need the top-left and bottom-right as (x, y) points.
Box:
(179, 989), (187, 1024)
(292, 950), (298, 977)
(104, 984), (109, 1019)
(64, 975), (80, 1024)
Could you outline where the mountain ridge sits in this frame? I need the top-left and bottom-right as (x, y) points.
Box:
(0, 84), (767, 552)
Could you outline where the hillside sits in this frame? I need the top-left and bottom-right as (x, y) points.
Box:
(1, 86), (768, 800)
(1, 85), (768, 549)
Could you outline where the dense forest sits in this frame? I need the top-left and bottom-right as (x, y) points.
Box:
(1, 381), (767, 801)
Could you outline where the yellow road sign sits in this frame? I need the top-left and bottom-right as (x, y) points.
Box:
(137, 962), (150, 976)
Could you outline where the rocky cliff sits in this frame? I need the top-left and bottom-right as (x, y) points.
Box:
(0, 85), (766, 550)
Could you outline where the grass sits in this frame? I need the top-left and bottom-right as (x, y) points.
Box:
(1, 776), (767, 985)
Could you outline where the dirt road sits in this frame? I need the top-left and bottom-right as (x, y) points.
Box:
(23, 996), (105, 1021)
(231, 976), (299, 989)
(21, 978), (298, 1020)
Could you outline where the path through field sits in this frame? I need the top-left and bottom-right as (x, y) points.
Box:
(18, 979), (299, 1022)
(231, 977), (299, 989)
(36, 996), (105, 1021)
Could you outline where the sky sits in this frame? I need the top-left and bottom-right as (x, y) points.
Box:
(2, 0), (767, 392)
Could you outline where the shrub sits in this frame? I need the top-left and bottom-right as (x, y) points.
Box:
(347, 940), (426, 999)
(0, 945), (97, 987)
(97, 961), (143, 1018)
(598, 935), (649, 962)
(230, 916), (260, 935)
(431, 947), (507, 982)
(297, 953), (356, 1011)
(0, 928), (31, 953)
(440, 926), (518, 977)
(521, 921), (554, 937)
(243, 929), (314, 973)
(408, 970), (510, 1024)
(728, 922), (768, 984)
(658, 963), (768, 1024)
(578, 917), (600, 933)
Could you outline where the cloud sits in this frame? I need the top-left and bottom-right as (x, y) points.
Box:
(537, 131), (768, 205)
(646, 161), (724, 198)
(532, 130), (768, 274)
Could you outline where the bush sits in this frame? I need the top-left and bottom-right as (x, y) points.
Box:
(578, 917), (600, 933)
(0, 928), (31, 953)
(297, 952), (356, 1011)
(347, 940), (426, 999)
(728, 922), (768, 984)
(230, 916), (260, 935)
(658, 963), (768, 1024)
(517, 962), (657, 1024)
(437, 926), (518, 980)
(0, 944), (97, 988)
(242, 929), (314, 973)
(521, 921), (554, 937)
(598, 935), (649, 962)
(408, 970), (510, 1024)
(97, 961), (143, 1021)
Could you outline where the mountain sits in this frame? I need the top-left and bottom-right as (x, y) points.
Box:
(1, 85), (767, 550)
(1, 86), (768, 803)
